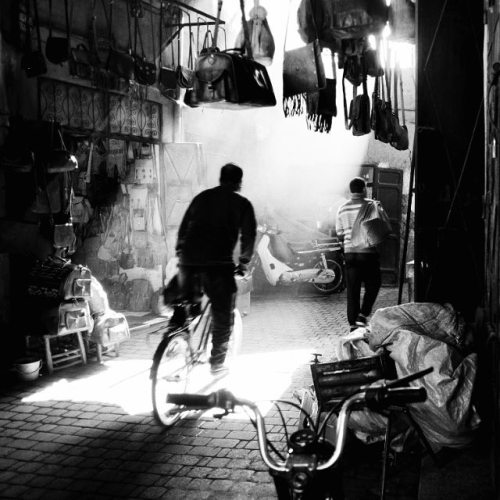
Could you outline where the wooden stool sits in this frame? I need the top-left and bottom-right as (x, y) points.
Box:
(42, 329), (88, 374)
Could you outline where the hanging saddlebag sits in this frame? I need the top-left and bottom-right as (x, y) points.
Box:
(27, 256), (92, 300)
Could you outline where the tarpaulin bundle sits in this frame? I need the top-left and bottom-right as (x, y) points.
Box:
(369, 302), (481, 450)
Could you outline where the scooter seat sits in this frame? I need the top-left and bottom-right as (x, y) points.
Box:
(288, 237), (342, 255)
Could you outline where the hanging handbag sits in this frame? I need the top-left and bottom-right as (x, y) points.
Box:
(45, 0), (70, 64)
(159, 2), (179, 96)
(371, 75), (393, 143)
(328, 0), (388, 40)
(235, 0), (275, 67)
(69, 44), (93, 79)
(283, 0), (325, 116)
(390, 63), (409, 151)
(176, 29), (195, 88)
(347, 76), (371, 136)
(306, 55), (337, 133)
(21, 0), (47, 78)
(133, 2), (157, 86)
(107, 0), (134, 81)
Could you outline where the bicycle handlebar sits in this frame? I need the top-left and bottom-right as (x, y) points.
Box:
(166, 367), (431, 474)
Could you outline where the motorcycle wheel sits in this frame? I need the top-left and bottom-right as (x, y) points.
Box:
(312, 258), (345, 294)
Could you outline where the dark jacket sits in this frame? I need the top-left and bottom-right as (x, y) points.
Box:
(176, 185), (257, 267)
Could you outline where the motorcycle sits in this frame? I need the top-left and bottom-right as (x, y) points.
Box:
(249, 224), (345, 294)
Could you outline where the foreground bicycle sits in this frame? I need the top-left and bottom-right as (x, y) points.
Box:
(167, 368), (433, 500)
(150, 294), (243, 427)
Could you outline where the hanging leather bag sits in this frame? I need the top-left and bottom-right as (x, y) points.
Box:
(107, 0), (134, 81)
(390, 63), (409, 150)
(176, 29), (195, 88)
(45, 0), (70, 64)
(329, 0), (388, 39)
(158, 2), (179, 95)
(133, 2), (157, 86)
(188, 0), (276, 109)
(283, 0), (325, 116)
(370, 75), (393, 143)
(348, 76), (371, 136)
(21, 0), (47, 78)
(69, 43), (93, 79)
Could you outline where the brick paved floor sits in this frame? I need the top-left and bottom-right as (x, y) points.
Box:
(0, 286), (413, 500)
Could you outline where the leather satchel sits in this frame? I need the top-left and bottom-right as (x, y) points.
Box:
(69, 44), (93, 79)
(133, 15), (156, 86)
(390, 64), (409, 150)
(371, 77), (393, 143)
(283, 40), (325, 98)
(328, 0), (388, 39)
(348, 78), (371, 136)
(45, 0), (70, 64)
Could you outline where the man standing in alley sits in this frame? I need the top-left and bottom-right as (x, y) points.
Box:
(174, 163), (257, 374)
(335, 177), (386, 332)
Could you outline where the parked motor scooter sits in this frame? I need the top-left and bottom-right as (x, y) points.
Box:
(249, 224), (345, 294)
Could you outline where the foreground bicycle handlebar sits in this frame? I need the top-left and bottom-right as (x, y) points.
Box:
(167, 368), (431, 479)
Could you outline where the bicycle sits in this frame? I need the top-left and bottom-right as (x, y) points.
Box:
(150, 291), (244, 427)
(166, 367), (433, 499)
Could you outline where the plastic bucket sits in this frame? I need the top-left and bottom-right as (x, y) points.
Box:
(13, 357), (41, 382)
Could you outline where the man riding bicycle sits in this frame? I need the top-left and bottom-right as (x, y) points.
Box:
(169, 163), (257, 374)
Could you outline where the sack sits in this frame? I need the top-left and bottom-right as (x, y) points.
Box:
(88, 276), (110, 316)
(351, 201), (392, 247)
(90, 311), (130, 346)
(388, 0), (415, 42)
(69, 44), (93, 79)
(328, 0), (388, 39)
(188, 49), (276, 109)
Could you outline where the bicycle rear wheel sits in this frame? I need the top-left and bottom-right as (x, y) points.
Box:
(151, 332), (191, 427)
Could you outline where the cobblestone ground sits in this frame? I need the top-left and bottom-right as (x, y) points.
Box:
(0, 286), (409, 500)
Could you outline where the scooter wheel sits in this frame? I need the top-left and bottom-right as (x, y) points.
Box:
(312, 258), (345, 294)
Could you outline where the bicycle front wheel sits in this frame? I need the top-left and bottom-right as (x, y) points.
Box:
(151, 332), (190, 427)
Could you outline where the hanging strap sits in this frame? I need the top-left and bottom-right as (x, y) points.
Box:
(159, 1), (163, 66)
(150, 0), (156, 64)
(398, 63), (406, 126)
(48, 0), (54, 37)
(238, 0), (253, 59)
(33, 0), (43, 52)
(24, 0), (32, 52)
(212, 0), (223, 50)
